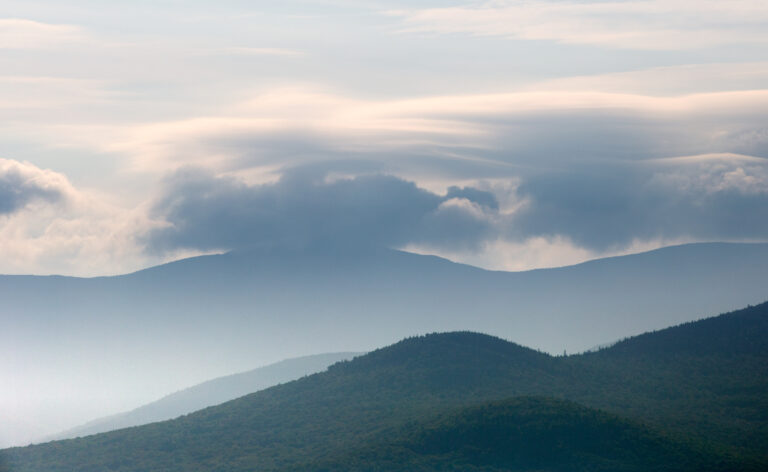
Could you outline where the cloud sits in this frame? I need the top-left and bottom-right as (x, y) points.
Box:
(390, 0), (768, 50)
(0, 18), (85, 49)
(5, 82), (768, 273)
(52, 87), (768, 182)
(405, 235), (607, 272)
(513, 155), (768, 250)
(83, 85), (768, 263)
(0, 158), (72, 214)
(146, 166), (499, 254)
(145, 152), (768, 260)
(0, 158), (189, 276)
(446, 185), (498, 211)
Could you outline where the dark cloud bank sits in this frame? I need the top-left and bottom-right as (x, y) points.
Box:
(516, 162), (768, 250)
(147, 160), (768, 255)
(147, 166), (498, 253)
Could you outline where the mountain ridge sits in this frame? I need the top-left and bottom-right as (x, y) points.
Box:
(3, 240), (764, 279)
(3, 241), (768, 448)
(3, 301), (767, 471)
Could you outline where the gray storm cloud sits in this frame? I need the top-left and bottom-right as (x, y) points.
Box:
(514, 159), (768, 250)
(146, 166), (499, 253)
(146, 156), (768, 255)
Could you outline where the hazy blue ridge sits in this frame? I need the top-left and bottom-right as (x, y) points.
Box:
(49, 352), (362, 441)
(2, 242), (768, 424)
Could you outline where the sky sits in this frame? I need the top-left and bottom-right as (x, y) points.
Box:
(1, 0), (768, 276)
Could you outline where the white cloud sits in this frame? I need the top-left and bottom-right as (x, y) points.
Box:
(0, 197), (201, 276)
(0, 158), (197, 276)
(390, 0), (768, 50)
(404, 235), (637, 272)
(404, 234), (705, 272)
(0, 18), (86, 49)
(647, 152), (765, 164)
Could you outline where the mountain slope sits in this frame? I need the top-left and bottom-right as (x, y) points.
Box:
(3, 301), (767, 471)
(591, 301), (768, 358)
(294, 397), (736, 472)
(52, 352), (361, 441)
(0, 333), (574, 472)
(3, 242), (768, 447)
(569, 302), (768, 453)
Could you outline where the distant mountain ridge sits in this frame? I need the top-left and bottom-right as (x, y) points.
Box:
(5, 242), (768, 354)
(51, 352), (361, 441)
(3, 241), (768, 447)
(3, 301), (767, 471)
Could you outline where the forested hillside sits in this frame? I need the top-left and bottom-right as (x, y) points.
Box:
(569, 302), (768, 452)
(291, 397), (741, 472)
(2, 301), (767, 472)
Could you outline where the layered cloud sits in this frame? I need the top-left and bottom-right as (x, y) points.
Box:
(57, 87), (768, 182)
(390, 0), (768, 50)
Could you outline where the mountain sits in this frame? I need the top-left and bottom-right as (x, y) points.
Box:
(293, 397), (732, 472)
(3, 301), (767, 471)
(569, 302), (768, 453)
(3, 242), (768, 447)
(51, 352), (361, 441)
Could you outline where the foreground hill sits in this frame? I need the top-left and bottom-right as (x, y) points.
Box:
(570, 302), (768, 453)
(293, 397), (735, 472)
(51, 352), (361, 441)
(2, 301), (767, 471)
(3, 242), (768, 446)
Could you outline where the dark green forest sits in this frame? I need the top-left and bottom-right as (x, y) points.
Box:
(2, 301), (767, 472)
(289, 396), (744, 472)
